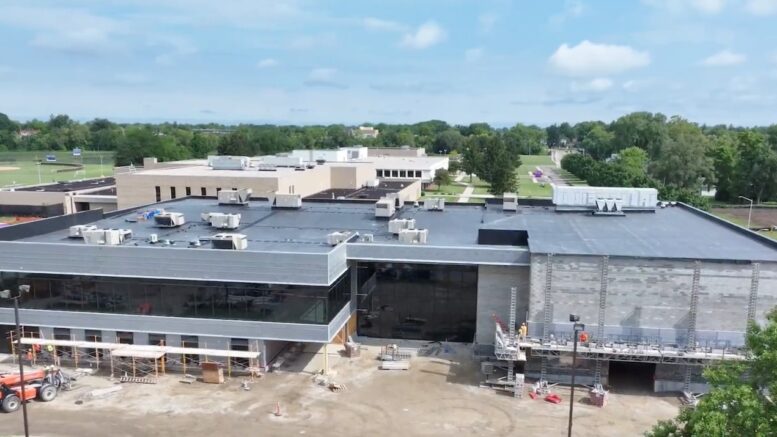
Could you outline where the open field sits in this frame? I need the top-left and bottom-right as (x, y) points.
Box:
(0, 341), (679, 437)
(0, 151), (114, 187)
(517, 154), (554, 198)
(711, 207), (777, 240)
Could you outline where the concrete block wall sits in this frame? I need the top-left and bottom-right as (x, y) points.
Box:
(475, 265), (530, 345)
(528, 254), (777, 347)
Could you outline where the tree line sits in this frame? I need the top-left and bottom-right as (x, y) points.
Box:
(1, 112), (776, 204)
(557, 113), (777, 207)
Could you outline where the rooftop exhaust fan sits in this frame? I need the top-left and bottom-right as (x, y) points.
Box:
(69, 225), (98, 238)
(154, 212), (186, 227)
(503, 193), (518, 211)
(398, 228), (428, 244)
(593, 198), (625, 216)
(388, 218), (415, 234)
(375, 197), (396, 218)
(201, 212), (241, 230)
(423, 198), (445, 211)
(210, 233), (248, 250)
(82, 229), (132, 246)
(218, 188), (252, 205)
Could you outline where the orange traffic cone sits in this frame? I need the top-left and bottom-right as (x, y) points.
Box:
(274, 402), (282, 417)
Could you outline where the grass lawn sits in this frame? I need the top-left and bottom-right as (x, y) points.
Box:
(516, 154), (554, 198)
(0, 151), (115, 187)
(423, 183), (466, 196)
(710, 210), (777, 241)
(554, 168), (588, 186)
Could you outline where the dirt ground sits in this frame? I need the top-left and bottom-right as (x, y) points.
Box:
(0, 166), (21, 171)
(712, 207), (777, 229)
(0, 342), (679, 437)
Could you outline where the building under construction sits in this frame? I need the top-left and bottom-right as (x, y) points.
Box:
(0, 186), (775, 392)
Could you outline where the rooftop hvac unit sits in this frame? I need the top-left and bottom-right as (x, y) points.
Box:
(154, 212), (185, 228)
(361, 233), (374, 242)
(424, 197), (445, 211)
(326, 231), (353, 246)
(82, 229), (132, 246)
(593, 198), (625, 216)
(68, 225), (98, 238)
(552, 186), (658, 209)
(218, 188), (252, 205)
(398, 228), (428, 244)
(388, 218), (416, 234)
(375, 197), (395, 218)
(503, 193), (518, 212)
(211, 233), (248, 250)
(201, 212), (241, 230)
(209, 155), (250, 170)
(273, 193), (302, 209)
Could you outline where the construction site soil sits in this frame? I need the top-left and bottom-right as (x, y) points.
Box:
(0, 343), (679, 437)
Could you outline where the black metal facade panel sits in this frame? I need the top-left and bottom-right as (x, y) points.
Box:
(0, 241), (334, 286)
(346, 243), (530, 265)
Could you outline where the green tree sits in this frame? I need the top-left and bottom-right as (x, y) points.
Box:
(646, 310), (777, 437)
(447, 150), (462, 173)
(190, 133), (219, 158)
(433, 129), (464, 154)
(433, 168), (452, 187)
(462, 136), (486, 181)
(610, 112), (668, 158)
(580, 125), (615, 160)
(613, 146), (648, 180)
(116, 126), (191, 165)
(650, 119), (714, 190)
(504, 124), (546, 155)
(735, 131), (777, 203)
(710, 133), (739, 201)
(546, 124), (561, 148)
(469, 135), (519, 194)
(217, 130), (255, 156)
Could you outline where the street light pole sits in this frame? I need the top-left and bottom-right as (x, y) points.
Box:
(13, 295), (30, 437)
(568, 315), (585, 437)
(738, 196), (753, 229)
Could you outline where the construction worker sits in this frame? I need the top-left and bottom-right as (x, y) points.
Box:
(26, 348), (33, 362)
(519, 322), (528, 340)
(579, 331), (589, 344)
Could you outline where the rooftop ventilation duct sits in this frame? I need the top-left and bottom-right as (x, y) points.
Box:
(82, 229), (132, 246)
(218, 188), (252, 205)
(201, 212), (241, 230)
(326, 231), (353, 246)
(273, 193), (302, 209)
(209, 155), (250, 170)
(375, 197), (395, 218)
(593, 198), (625, 216)
(388, 218), (415, 234)
(398, 228), (428, 244)
(154, 212), (185, 228)
(69, 225), (98, 238)
(424, 197), (445, 211)
(211, 233), (248, 250)
(503, 193), (518, 211)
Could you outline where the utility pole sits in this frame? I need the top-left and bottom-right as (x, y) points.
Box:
(1, 285), (31, 437)
(568, 314), (585, 437)
(738, 196), (753, 229)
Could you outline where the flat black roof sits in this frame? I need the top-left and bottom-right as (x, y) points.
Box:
(17, 177), (115, 193)
(9, 197), (777, 262)
(305, 179), (415, 201)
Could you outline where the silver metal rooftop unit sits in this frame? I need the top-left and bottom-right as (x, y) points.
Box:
(211, 233), (248, 250)
(552, 186), (658, 209)
(273, 193), (302, 209)
(326, 231), (353, 246)
(423, 197), (445, 211)
(375, 197), (396, 218)
(68, 225), (98, 238)
(82, 228), (132, 246)
(388, 218), (416, 234)
(201, 212), (241, 230)
(154, 212), (186, 228)
(503, 193), (518, 211)
(593, 198), (625, 216)
(218, 188), (252, 205)
(208, 155), (250, 170)
(398, 228), (428, 244)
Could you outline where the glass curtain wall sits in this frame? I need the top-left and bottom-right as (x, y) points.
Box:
(0, 272), (350, 325)
(357, 263), (478, 342)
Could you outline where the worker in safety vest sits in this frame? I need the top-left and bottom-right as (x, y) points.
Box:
(579, 331), (589, 344)
(519, 322), (528, 340)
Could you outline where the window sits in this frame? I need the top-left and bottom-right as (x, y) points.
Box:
(377, 170), (383, 177)
(400, 170), (407, 178)
(170, 187), (176, 199)
(185, 187), (191, 196)
(200, 187), (207, 196)
(181, 335), (199, 365)
(148, 333), (166, 346)
(116, 331), (134, 345)
(216, 188), (222, 193)
(415, 171), (422, 178)
(391, 170), (398, 177)
(155, 186), (161, 202)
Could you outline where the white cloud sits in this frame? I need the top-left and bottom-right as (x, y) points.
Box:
(642, 0), (726, 14)
(257, 58), (279, 68)
(745, 0), (777, 15)
(550, 0), (585, 26)
(478, 13), (498, 32)
(400, 21), (446, 49)
(363, 17), (406, 32)
(308, 68), (336, 81)
(702, 50), (746, 66)
(549, 40), (651, 76)
(465, 48), (484, 62)
(571, 78), (614, 92)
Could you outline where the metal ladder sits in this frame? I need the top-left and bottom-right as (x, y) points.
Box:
(540, 254), (553, 383)
(747, 263), (760, 323)
(508, 287), (517, 339)
(687, 261), (701, 349)
(594, 256), (609, 386)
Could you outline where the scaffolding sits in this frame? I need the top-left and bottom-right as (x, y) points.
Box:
(11, 336), (262, 381)
(488, 287), (526, 398)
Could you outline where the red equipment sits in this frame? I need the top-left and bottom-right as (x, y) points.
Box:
(0, 368), (62, 413)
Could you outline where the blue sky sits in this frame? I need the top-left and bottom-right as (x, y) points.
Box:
(1, 0), (777, 126)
